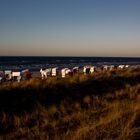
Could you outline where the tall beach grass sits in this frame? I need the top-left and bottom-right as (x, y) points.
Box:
(0, 67), (140, 139)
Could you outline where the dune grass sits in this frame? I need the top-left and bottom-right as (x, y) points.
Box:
(0, 67), (140, 140)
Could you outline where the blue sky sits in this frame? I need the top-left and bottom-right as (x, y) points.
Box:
(0, 0), (140, 56)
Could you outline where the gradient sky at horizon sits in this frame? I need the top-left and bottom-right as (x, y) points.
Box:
(0, 0), (140, 57)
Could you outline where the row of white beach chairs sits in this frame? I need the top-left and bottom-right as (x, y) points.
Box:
(0, 65), (130, 82)
(40, 65), (130, 79)
(101, 65), (130, 71)
(40, 67), (80, 79)
(0, 69), (32, 83)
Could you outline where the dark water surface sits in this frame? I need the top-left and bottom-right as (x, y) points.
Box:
(0, 56), (140, 71)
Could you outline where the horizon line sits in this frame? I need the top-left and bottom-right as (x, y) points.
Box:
(0, 55), (140, 58)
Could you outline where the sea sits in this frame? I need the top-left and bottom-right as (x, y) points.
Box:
(0, 56), (140, 71)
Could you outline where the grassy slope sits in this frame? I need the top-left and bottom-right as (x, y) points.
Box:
(0, 68), (140, 140)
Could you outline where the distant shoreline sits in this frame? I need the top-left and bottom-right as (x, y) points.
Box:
(0, 56), (140, 71)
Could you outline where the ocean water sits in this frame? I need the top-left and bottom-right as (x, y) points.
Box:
(0, 56), (140, 71)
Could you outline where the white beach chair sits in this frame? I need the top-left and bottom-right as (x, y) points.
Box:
(12, 71), (21, 81)
(40, 68), (51, 79)
(83, 66), (91, 75)
(5, 70), (12, 81)
(61, 68), (71, 78)
(90, 66), (95, 74)
(52, 67), (59, 76)
(118, 65), (125, 69)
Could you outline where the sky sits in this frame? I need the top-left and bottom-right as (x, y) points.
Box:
(0, 0), (140, 57)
